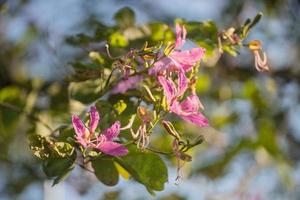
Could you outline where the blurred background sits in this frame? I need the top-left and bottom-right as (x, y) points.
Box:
(0, 0), (300, 199)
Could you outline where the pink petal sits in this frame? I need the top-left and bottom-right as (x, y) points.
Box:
(175, 24), (187, 49)
(97, 141), (128, 156)
(72, 115), (88, 147)
(72, 115), (85, 138)
(111, 75), (143, 94)
(148, 57), (173, 75)
(169, 95), (209, 127)
(180, 113), (209, 127)
(180, 94), (203, 113)
(102, 121), (121, 141)
(158, 76), (177, 104)
(89, 106), (99, 134)
(177, 72), (188, 97)
(169, 47), (205, 72)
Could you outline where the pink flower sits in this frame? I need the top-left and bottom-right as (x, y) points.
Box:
(72, 106), (128, 156)
(111, 75), (143, 94)
(149, 24), (205, 75)
(170, 94), (208, 127)
(157, 72), (188, 104)
(158, 72), (208, 127)
(148, 24), (208, 127)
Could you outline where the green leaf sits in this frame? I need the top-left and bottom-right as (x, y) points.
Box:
(52, 166), (74, 186)
(29, 134), (75, 160)
(28, 134), (54, 160)
(114, 7), (135, 29)
(42, 155), (76, 178)
(115, 146), (168, 194)
(92, 158), (119, 186)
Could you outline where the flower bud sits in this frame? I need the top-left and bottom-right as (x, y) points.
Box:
(137, 106), (152, 123)
(179, 152), (192, 162)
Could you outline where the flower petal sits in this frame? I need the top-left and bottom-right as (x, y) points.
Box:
(158, 75), (177, 104)
(148, 57), (173, 75)
(177, 72), (188, 97)
(102, 121), (121, 141)
(180, 94), (203, 113)
(72, 115), (85, 138)
(169, 47), (205, 72)
(72, 115), (88, 147)
(175, 24), (187, 49)
(169, 95), (208, 127)
(98, 141), (128, 156)
(111, 75), (143, 94)
(180, 113), (209, 127)
(89, 106), (100, 134)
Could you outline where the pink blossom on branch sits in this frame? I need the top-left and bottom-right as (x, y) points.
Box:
(170, 94), (208, 127)
(158, 74), (208, 127)
(149, 24), (208, 127)
(71, 106), (128, 156)
(149, 24), (205, 75)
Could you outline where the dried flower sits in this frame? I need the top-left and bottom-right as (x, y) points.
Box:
(247, 40), (270, 72)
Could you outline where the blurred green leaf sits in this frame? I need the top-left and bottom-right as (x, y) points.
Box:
(69, 80), (100, 104)
(113, 100), (127, 115)
(67, 62), (103, 82)
(185, 20), (218, 56)
(109, 31), (128, 47)
(257, 118), (279, 156)
(147, 23), (174, 43)
(65, 33), (92, 46)
(92, 158), (119, 186)
(114, 7), (135, 29)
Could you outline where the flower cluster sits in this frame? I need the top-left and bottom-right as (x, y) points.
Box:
(72, 24), (209, 155)
(152, 24), (208, 127)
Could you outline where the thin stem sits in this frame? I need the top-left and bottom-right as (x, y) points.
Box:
(104, 67), (117, 88)
(145, 146), (174, 156)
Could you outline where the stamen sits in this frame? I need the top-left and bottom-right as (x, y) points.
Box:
(121, 114), (136, 130)
(105, 43), (114, 59)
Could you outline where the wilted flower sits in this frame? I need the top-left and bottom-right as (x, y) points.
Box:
(72, 106), (128, 156)
(247, 40), (270, 72)
(130, 106), (151, 150)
